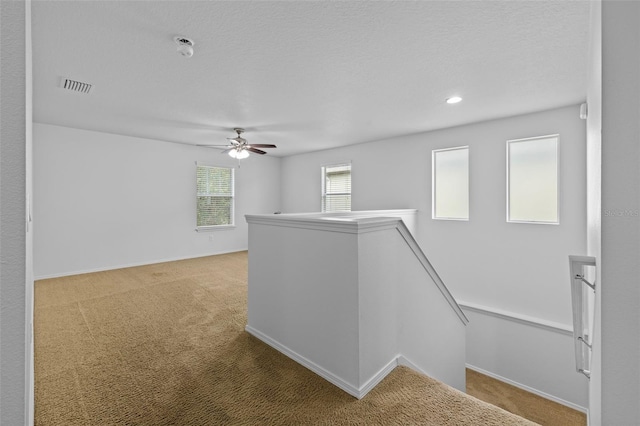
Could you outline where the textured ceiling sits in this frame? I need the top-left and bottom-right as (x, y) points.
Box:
(32, 1), (590, 157)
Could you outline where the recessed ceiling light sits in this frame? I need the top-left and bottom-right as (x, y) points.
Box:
(446, 96), (462, 104)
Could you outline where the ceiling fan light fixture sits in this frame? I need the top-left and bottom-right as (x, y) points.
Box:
(446, 96), (463, 104)
(228, 148), (250, 159)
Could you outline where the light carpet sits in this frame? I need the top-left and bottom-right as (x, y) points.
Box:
(35, 251), (536, 425)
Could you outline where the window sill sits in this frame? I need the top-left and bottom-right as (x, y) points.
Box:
(506, 220), (559, 225)
(432, 217), (469, 221)
(195, 225), (236, 232)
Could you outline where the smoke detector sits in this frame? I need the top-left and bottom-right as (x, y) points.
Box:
(174, 36), (194, 58)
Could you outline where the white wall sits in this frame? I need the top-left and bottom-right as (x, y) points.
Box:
(25, 1), (35, 421)
(283, 105), (586, 325)
(0, 1), (31, 424)
(281, 105), (588, 407)
(463, 307), (586, 411)
(586, 0), (602, 423)
(599, 2), (640, 424)
(247, 221), (362, 389)
(33, 123), (281, 278)
(245, 214), (466, 397)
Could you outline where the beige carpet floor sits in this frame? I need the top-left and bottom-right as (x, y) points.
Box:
(466, 369), (586, 426)
(35, 251), (537, 425)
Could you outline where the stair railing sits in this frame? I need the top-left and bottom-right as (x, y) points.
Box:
(568, 255), (597, 379)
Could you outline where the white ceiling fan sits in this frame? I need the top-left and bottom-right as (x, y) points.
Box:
(198, 128), (277, 159)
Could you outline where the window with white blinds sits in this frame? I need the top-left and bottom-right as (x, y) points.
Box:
(322, 163), (351, 212)
(196, 165), (234, 228)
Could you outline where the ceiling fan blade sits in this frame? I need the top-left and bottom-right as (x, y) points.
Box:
(247, 147), (267, 155)
(197, 144), (233, 148)
(248, 144), (277, 148)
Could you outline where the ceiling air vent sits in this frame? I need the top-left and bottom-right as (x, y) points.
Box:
(60, 77), (93, 94)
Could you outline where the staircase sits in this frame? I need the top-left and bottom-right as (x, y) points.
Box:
(245, 210), (468, 398)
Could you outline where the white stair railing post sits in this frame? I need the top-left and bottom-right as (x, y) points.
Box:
(568, 255), (596, 379)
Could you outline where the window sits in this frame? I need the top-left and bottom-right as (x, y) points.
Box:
(196, 165), (234, 228)
(322, 163), (351, 212)
(432, 146), (469, 220)
(507, 135), (559, 224)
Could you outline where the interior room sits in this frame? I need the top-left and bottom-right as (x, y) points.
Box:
(1, 1), (639, 425)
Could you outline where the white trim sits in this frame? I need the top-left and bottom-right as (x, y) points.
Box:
(505, 133), (561, 144)
(320, 160), (352, 168)
(195, 225), (236, 232)
(34, 249), (247, 280)
(246, 214), (399, 234)
(274, 209), (417, 218)
(246, 325), (363, 398)
(195, 160), (238, 169)
(506, 219), (560, 225)
(246, 323), (473, 401)
(397, 354), (428, 376)
(466, 364), (588, 414)
(358, 357), (399, 398)
(245, 325), (433, 400)
(458, 301), (572, 335)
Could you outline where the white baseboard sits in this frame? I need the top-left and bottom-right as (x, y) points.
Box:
(34, 248), (248, 280)
(397, 354), (428, 376)
(466, 364), (588, 414)
(358, 357), (398, 398)
(245, 325), (400, 399)
(245, 325), (361, 398)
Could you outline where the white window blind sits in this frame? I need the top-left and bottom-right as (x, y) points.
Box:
(196, 165), (234, 227)
(507, 135), (559, 224)
(432, 146), (469, 220)
(322, 163), (351, 212)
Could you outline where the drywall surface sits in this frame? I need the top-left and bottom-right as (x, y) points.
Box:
(245, 214), (466, 396)
(600, 2), (640, 424)
(33, 123), (281, 278)
(282, 105), (586, 325)
(247, 222), (362, 388)
(25, 0), (36, 421)
(463, 307), (587, 409)
(281, 105), (587, 405)
(585, 1), (602, 423)
(0, 1), (29, 424)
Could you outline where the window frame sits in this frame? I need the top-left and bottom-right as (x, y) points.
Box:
(432, 145), (470, 221)
(195, 163), (236, 232)
(321, 162), (352, 213)
(506, 134), (560, 225)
